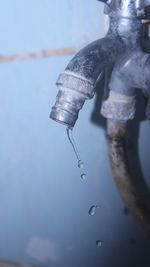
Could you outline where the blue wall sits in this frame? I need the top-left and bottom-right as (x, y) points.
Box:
(0, 0), (150, 266)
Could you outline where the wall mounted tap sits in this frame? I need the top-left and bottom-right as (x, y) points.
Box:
(50, 0), (150, 236)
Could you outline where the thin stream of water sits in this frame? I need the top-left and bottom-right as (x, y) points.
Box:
(66, 126), (81, 164)
(66, 126), (86, 179)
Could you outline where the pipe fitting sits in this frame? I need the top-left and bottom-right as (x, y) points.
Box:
(101, 50), (150, 121)
(50, 0), (146, 127)
(101, 91), (136, 120)
(50, 36), (125, 127)
(50, 71), (94, 127)
(50, 85), (86, 127)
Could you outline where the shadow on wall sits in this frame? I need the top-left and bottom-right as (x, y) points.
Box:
(91, 71), (150, 210)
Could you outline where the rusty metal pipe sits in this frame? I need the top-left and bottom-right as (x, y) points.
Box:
(107, 119), (150, 236)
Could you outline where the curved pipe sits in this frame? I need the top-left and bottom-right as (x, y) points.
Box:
(64, 36), (123, 85)
(50, 36), (125, 127)
(107, 119), (150, 236)
(101, 49), (150, 236)
(50, 0), (142, 127)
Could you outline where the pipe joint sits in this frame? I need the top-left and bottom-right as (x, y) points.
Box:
(101, 91), (136, 121)
(57, 71), (95, 99)
(50, 86), (86, 127)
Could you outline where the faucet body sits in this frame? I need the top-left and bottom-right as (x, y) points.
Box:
(51, 0), (150, 126)
(50, 0), (150, 236)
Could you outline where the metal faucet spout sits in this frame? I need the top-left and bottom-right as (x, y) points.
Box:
(50, 0), (150, 237)
(50, 28), (126, 126)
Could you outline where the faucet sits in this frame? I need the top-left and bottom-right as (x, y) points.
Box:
(50, 0), (150, 236)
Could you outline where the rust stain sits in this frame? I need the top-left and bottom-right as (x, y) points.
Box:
(107, 118), (150, 237)
(0, 258), (42, 266)
(0, 46), (82, 63)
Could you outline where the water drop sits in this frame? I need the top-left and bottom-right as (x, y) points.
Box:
(81, 173), (86, 180)
(88, 205), (99, 216)
(96, 240), (103, 247)
(78, 160), (84, 169)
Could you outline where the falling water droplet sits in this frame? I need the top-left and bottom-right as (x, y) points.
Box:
(88, 205), (99, 216)
(81, 173), (86, 180)
(96, 240), (103, 247)
(78, 160), (84, 168)
(66, 127), (85, 169)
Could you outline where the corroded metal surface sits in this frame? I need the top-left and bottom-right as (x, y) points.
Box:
(101, 91), (136, 120)
(51, 36), (125, 127)
(107, 119), (150, 236)
(50, 0), (150, 127)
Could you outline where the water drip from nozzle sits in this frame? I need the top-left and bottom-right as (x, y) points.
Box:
(66, 126), (86, 179)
